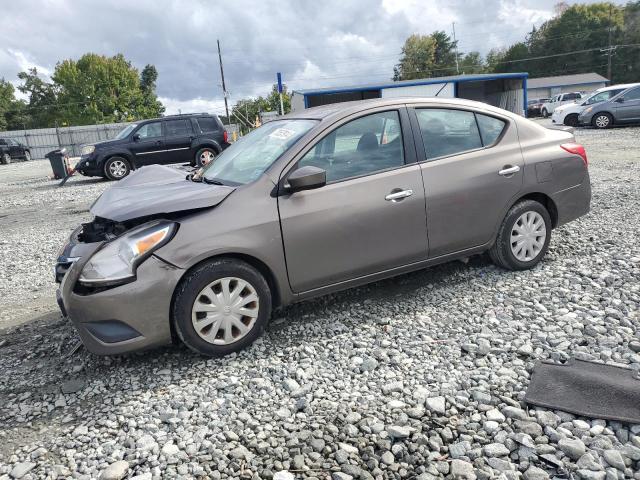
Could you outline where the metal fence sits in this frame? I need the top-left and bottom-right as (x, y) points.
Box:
(0, 122), (132, 160)
(0, 121), (243, 160)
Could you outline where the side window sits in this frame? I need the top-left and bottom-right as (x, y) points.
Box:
(622, 87), (640, 101)
(196, 117), (220, 133)
(165, 119), (192, 136)
(476, 114), (506, 146)
(0, 139), (6, 145)
(298, 110), (405, 183)
(136, 122), (163, 139)
(415, 109), (483, 159)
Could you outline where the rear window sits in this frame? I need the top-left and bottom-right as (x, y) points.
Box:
(195, 117), (220, 133)
(476, 114), (506, 146)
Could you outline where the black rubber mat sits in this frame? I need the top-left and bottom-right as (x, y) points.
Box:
(525, 359), (640, 424)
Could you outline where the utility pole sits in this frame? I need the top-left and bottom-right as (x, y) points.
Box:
(606, 4), (613, 82)
(452, 22), (460, 75)
(217, 39), (230, 122)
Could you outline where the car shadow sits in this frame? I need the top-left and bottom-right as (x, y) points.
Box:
(0, 254), (501, 431)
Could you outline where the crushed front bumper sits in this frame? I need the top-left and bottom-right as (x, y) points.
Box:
(57, 241), (183, 355)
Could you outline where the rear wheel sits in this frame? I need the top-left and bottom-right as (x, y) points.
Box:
(24, 150), (31, 161)
(104, 156), (131, 181)
(592, 113), (612, 129)
(564, 114), (578, 127)
(1, 153), (10, 165)
(194, 147), (218, 167)
(542, 108), (549, 118)
(173, 259), (272, 356)
(489, 200), (551, 271)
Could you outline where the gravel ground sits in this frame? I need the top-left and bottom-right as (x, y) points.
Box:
(0, 123), (639, 479)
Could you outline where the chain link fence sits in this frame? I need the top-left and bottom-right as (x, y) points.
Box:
(0, 121), (242, 160)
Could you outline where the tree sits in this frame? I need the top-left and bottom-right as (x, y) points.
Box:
(265, 84), (291, 114)
(16, 68), (59, 128)
(459, 52), (485, 74)
(431, 31), (459, 76)
(231, 84), (291, 133)
(139, 64), (165, 118)
(393, 34), (437, 80)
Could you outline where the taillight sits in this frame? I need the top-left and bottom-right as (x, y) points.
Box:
(223, 130), (228, 143)
(561, 143), (587, 167)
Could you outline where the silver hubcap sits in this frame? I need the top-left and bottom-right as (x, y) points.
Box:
(199, 150), (215, 165)
(595, 115), (609, 128)
(191, 277), (259, 345)
(510, 211), (546, 262)
(109, 160), (127, 178)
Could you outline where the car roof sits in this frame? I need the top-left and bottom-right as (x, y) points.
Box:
(284, 96), (517, 122)
(140, 113), (218, 123)
(595, 83), (640, 92)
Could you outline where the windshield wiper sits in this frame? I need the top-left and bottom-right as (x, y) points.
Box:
(203, 177), (226, 186)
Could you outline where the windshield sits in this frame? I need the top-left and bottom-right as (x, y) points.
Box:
(114, 124), (137, 140)
(202, 119), (318, 185)
(583, 90), (622, 105)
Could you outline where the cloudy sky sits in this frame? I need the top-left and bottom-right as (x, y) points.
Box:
(0, 0), (627, 114)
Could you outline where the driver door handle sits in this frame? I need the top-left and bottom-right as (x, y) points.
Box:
(498, 165), (520, 176)
(385, 189), (413, 201)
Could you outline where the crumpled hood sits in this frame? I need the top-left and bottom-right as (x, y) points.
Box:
(90, 165), (235, 222)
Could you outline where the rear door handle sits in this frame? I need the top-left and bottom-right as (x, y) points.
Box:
(385, 189), (414, 202)
(498, 165), (521, 176)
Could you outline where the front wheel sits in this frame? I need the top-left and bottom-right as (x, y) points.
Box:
(24, 150), (31, 161)
(1, 153), (10, 165)
(592, 113), (612, 129)
(542, 109), (549, 118)
(489, 200), (551, 271)
(564, 114), (578, 127)
(104, 156), (131, 181)
(173, 259), (272, 356)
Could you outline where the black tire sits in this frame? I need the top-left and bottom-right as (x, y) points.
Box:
(489, 200), (552, 271)
(564, 114), (578, 127)
(592, 112), (613, 129)
(104, 156), (131, 181)
(1, 153), (10, 165)
(541, 108), (549, 118)
(173, 259), (272, 356)
(194, 147), (218, 167)
(24, 150), (31, 161)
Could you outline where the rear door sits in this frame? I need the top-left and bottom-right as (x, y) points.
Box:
(130, 121), (165, 165)
(163, 119), (194, 163)
(613, 86), (640, 122)
(7, 139), (23, 158)
(278, 108), (428, 293)
(410, 106), (524, 258)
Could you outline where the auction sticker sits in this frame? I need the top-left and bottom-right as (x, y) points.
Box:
(269, 128), (296, 140)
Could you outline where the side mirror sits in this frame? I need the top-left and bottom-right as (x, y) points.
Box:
(287, 165), (326, 193)
(615, 97), (625, 103)
(132, 133), (141, 141)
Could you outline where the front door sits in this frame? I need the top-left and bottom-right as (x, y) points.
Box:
(130, 121), (164, 165)
(278, 109), (428, 293)
(162, 118), (194, 163)
(410, 107), (524, 258)
(614, 86), (640, 122)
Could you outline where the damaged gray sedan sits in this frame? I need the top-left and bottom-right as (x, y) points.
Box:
(55, 97), (591, 356)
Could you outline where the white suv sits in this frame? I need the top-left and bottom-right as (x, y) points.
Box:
(541, 92), (584, 117)
(551, 84), (640, 126)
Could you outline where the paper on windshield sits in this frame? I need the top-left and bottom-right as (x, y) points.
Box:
(269, 128), (296, 141)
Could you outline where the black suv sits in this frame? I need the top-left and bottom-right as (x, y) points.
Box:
(76, 113), (231, 180)
(0, 138), (32, 164)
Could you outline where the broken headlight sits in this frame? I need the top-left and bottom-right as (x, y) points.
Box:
(78, 221), (176, 286)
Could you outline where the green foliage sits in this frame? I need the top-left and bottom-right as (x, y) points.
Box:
(231, 84), (291, 133)
(394, 1), (640, 83)
(1, 54), (165, 130)
(393, 34), (437, 80)
(52, 53), (165, 125)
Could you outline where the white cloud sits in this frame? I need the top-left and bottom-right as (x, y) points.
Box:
(159, 96), (228, 116)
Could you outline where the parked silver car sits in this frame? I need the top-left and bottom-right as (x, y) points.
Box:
(56, 97), (591, 356)
(578, 84), (640, 128)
